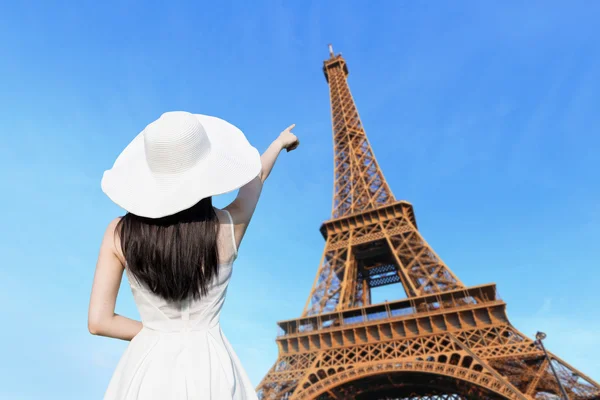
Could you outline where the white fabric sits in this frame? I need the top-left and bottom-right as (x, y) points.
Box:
(101, 111), (261, 218)
(104, 210), (257, 400)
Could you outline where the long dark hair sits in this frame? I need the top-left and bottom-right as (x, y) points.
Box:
(115, 197), (220, 302)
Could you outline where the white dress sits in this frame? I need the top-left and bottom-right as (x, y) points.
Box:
(104, 210), (258, 400)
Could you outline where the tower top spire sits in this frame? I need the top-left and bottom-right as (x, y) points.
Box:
(323, 47), (394, 217)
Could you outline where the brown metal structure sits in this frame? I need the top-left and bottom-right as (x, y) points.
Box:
(256, 46), (600, 400)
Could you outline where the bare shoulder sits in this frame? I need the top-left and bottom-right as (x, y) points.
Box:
(108, 217), (122, 231)
(103, 217), (125, 264)
(105, 217), (122, 239)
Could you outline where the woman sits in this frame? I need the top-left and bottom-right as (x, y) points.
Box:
(88, 111), (299, 399)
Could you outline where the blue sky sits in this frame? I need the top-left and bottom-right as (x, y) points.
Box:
(1, 1), (599, 398)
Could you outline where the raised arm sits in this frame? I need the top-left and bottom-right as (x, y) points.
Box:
(225, 124), (299, 248)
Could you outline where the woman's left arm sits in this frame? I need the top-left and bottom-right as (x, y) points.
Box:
(88, 218), (142, 341)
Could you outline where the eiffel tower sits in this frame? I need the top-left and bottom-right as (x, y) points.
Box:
(256, 46), (600, 400)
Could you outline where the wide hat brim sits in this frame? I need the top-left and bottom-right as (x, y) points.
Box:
(101, 114), (261, 218)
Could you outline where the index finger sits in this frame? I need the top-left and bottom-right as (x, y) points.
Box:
(286, 124), (296, 131)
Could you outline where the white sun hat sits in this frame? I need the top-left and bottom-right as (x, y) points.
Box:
(101, 111), (261, 218)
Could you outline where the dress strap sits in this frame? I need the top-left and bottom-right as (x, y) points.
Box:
(223, 209), (238, 259)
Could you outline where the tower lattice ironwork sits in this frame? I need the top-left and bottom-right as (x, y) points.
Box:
(256, 46), (600, 400)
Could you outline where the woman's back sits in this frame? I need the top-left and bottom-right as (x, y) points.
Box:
(105, 209), (257, 399)
(125, 208), (238, 331)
